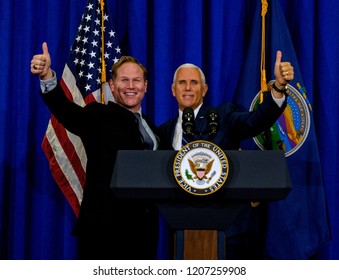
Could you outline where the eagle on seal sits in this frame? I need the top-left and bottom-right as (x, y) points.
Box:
(188, 158), (214, 180)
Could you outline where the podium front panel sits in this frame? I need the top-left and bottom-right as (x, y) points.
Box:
(110, 150), (291, 201)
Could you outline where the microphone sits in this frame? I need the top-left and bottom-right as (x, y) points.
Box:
(207, 108), (219, 135)
(182, 107), (195, 135)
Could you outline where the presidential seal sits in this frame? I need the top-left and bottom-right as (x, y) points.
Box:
(250, 80), (311, 157)
(173, 140), (229, 196)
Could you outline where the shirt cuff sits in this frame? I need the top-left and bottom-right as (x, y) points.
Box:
(271, 91), (286, 108)
(40, 70), (57, 93)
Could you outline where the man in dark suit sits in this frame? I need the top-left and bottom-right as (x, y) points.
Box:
(159, 50), (294, 259)
(31, 43), (163, 260)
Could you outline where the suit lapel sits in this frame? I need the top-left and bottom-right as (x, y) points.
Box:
(169, 117), (178, 143)
(195, 105), (208, 139)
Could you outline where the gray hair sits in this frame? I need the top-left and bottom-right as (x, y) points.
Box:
(172, 63), (206, 85)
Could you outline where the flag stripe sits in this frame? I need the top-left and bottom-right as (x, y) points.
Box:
(61, 65), (86, 106)
(42, 126), (82, 215)
(49, 116), (87, 187)
(44, 121), (84, 197)
(42, 0), (121, 216)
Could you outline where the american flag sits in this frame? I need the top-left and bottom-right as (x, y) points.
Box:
(42, 0), (122, 216)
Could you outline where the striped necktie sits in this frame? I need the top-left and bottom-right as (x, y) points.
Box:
(182, 131), (190, 147)
(134, 113), (154, 150)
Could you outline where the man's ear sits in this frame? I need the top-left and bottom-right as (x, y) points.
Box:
(108, 79), (114, 91)
(202, 84), (208, 97)
(171, 84), (176, 97)
(145, 80), (148, 93)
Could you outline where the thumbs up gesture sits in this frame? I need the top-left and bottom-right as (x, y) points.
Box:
(274, 50), (294, 87)
(30, 42), (53, 80)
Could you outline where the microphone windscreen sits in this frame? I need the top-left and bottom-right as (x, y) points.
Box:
(182, 107), (195, 134)
(207, 108), (219, 135)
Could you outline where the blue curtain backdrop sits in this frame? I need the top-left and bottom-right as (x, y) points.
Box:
(0, 0), (338, 259)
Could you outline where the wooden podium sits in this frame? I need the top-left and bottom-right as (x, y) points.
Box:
(110, 150), (291, 259)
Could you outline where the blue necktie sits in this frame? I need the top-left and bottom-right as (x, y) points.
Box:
(134, 113), (154, 150)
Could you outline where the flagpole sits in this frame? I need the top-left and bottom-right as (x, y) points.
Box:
(260, 0), (268, 103)
(250, 0), (268, 208)
(100, 0), (106, 104)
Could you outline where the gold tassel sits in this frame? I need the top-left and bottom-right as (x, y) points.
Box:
(260, 0), (268, 103)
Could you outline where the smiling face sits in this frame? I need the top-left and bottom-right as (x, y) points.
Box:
(172, 66), (208, 111)
(109, 62), (147, 112)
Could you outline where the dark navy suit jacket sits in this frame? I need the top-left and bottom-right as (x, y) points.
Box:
(41, 82), (164, 259)
(159, 92), (287, 258)
(159, 92), (287, 150)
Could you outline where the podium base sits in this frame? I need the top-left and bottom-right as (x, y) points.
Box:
(175, 230), (226, 260)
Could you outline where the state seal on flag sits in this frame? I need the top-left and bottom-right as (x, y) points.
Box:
(250, 81), (311, 157)
(173, 140), (229, 196)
